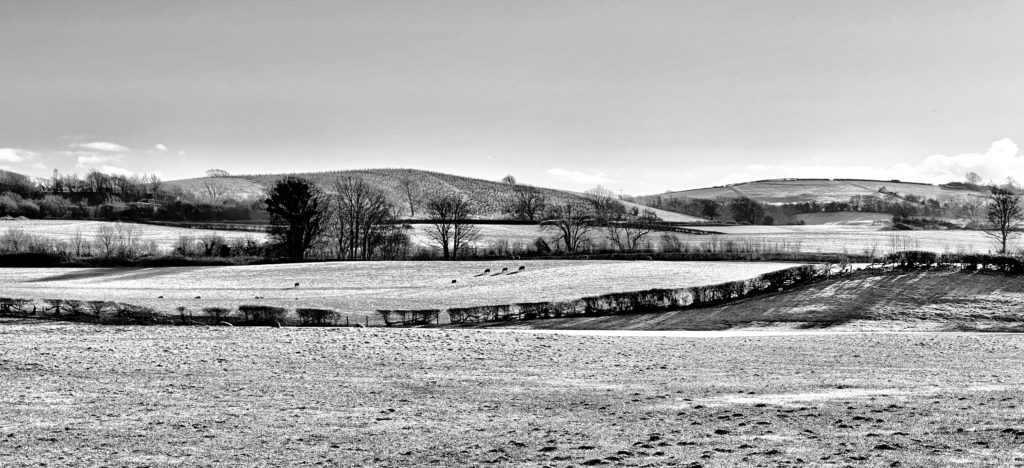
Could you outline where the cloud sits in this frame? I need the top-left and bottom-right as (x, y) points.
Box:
(913, 138), (1024, 184)
(546, 168), (615, 185)
(75, 153), (122, 165)
(100, 165), (133, 176)
(155, 144), (168, 152)
(72, 141), (130, 152)
(714, 139), (1024, 188)
(0, 148), (27, 163)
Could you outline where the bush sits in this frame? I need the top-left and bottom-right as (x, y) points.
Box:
(378, 309), (439, 326)
(0, 297), (33, 317)
(295, 308), (338, 326)
(112, 303), (164, 325)
(237, 305), (288, 325)
(202, 306), (234, 324)
(884, 250), (938, 269)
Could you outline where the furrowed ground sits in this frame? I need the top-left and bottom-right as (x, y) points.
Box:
(1, 322), (1023, 467)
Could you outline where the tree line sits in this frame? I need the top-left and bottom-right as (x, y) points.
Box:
(264, 176), (663, 260)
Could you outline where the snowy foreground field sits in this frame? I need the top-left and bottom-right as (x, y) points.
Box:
(0, 260), (798, 320)
(2, 322), (1023, 466)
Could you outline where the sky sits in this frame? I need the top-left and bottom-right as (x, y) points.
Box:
(2, 0), (1024, 195)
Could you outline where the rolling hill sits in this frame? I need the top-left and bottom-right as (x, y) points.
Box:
(165, 168), (705, 222)
(635, 178), (989, 205)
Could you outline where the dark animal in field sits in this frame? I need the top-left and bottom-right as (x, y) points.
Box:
(157, 296), (163, 298)
(194, 296), (201, 299)
(294, 282), (300, 288)
(501, 267), (508, 272)
(484, 269), (490, 273)
(451, 279), (457, 284)
(518, 266), (526, 271)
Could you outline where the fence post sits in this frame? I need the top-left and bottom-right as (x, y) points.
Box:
(365, 316), (368, 327)
(346, 316), (349, 327)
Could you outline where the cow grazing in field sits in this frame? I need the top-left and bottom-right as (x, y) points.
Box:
(294, 282), (300, 288)
(451, 279), (457, 284)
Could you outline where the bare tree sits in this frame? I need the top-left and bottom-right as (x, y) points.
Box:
(425, 193), (480, 260)
(200, 181), (224, 202)
(94, 224), (118, 258)
(542, 200), (597, 253)
(585, 185), (626, 222)
(115, 223), (140, 259)
(984, 186), (1023, 254)
(331, 177), (397, 260)
(606, 207), (660, 252)
(396, 177), (420, 218)
(965, 171), (983, 186)
(145, 174), (162, 196)
(504, 184), (549, 221)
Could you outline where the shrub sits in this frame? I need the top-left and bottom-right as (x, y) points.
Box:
(0, 297), (33, 317)
(237, 305), (288, 325)
(378, 309), (439, 326)
(202, 306), (233, 324)
(112, 303), (164, 325)
(884, 250), (938, 268)
(295, 308), (338, 326)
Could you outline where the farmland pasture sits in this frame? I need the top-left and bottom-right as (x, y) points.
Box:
(0, 219), (267, 253)
(0, 260), (801, 321)
(3, 322), (1024, 466)
(673, 229), (1019, 256)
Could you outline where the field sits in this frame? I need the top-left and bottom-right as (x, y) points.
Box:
(0, 260), (801, 321)
(794, 211), (894, 226)
(637, 178), (988, 205)
(674, 229), (1020, 256)
(0, 219), (265, 253)
(496, 269), (1024, 332)
(3, 321), (1024, 466)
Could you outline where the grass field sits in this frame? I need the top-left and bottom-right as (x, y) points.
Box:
(495, 269), (1024, 332)
(0, 219), (266, 253)
(0, 260), (801, 320)
(674, 230), (1019, 256)
(2, 321), (1023, 466)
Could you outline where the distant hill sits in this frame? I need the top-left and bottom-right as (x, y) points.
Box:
(635, 178), (990, 205)
(165, 168), (705, 222)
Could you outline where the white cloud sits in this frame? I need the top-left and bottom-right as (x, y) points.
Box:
(913, 138), (1024, 184)
(715, 139), (1024, 188)
(155, 144), (168, 152)
(100, 165), (133, 176)
(546, 168), (615, 185)
(75, 153), (122, 165)
(73, 141), (130, 152)
(0, 148), (26, 163)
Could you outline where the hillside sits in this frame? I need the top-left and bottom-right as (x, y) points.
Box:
(636, 178), (989, 205)
(491, 270), (1024, 331)
(166, 168), (705, 222)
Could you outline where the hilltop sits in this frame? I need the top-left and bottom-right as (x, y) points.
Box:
(165, 168), (704, 222)
(635, 178), (989, 205)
